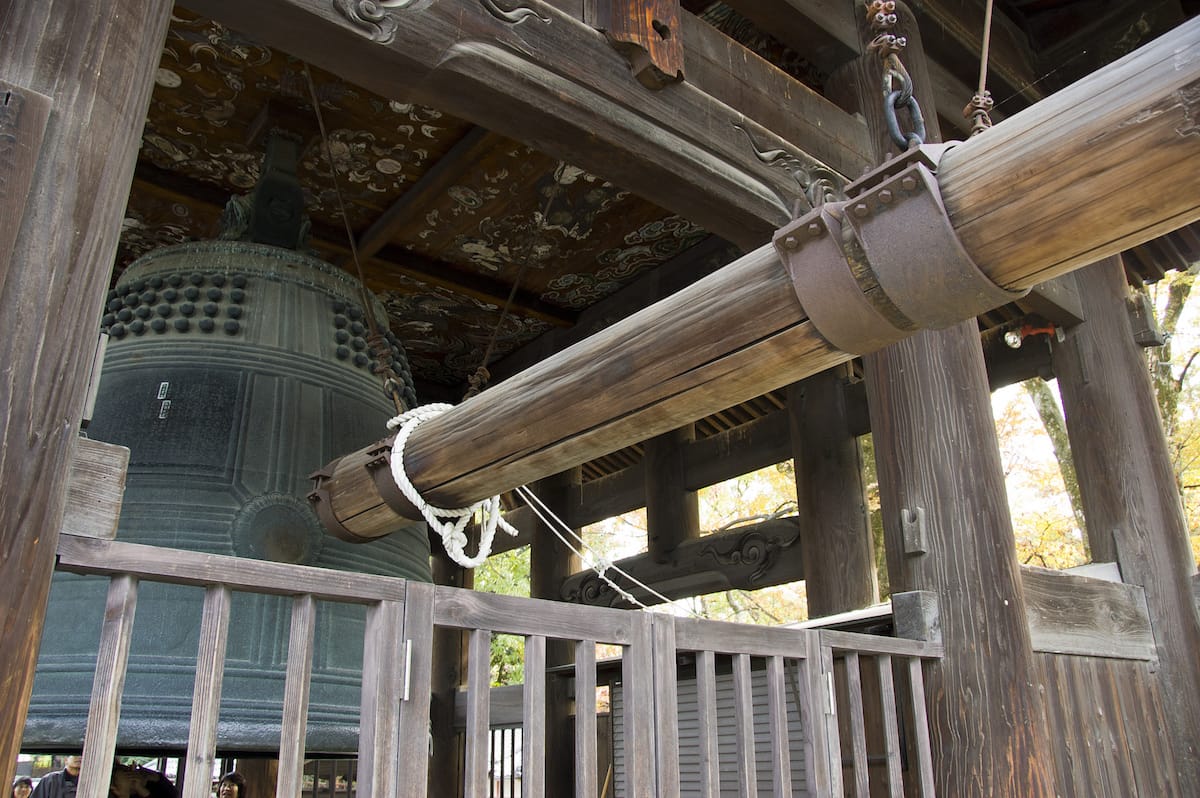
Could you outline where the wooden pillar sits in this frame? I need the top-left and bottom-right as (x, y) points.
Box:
(1050, 257), (1200, 793)
(0, 1), (173, 784)
(832, 4), (1055, 794)
(236, 759), (278, 798)
(529, 468), (583, 798)
(430, 550), (472, 795)
(644, 425), (700, 564)
(787, 365), (878, 617)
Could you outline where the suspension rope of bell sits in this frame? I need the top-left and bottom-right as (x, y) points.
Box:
(963, 0), (996, 136)
(303, 64), (410, 413)
(462, 176), (565, 401)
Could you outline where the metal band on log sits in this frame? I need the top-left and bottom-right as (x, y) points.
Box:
(309, 18), (1200, 539)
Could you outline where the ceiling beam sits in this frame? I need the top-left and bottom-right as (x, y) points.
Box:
(182, 0), (851, 250)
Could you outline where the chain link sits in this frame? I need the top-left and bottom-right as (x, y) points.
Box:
(866, 0), (925, 150)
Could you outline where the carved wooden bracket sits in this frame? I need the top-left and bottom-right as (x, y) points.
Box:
(585, 0), (684, 89)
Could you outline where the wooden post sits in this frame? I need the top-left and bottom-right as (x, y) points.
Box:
(529, 469), (583, 798)
(430, 551), (472, 795)
(644, 426), (701, 564)
(1050, 257), (1200, 794)
(832, 4), (1056, 794)
(787, 366), (878, 617)
(0, 0), (173, 785)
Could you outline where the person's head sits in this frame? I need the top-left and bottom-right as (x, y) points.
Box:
(217, 772), (245, 798)
(11, 777), (32, 798)
(62, 756), (82, 777)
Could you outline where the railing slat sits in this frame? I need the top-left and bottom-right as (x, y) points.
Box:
(674, 616), (809, 658)
(732, 653), (758, 798)
(695, 649), (720, 798)
(807, 633), (843, 796)
(465, 628), (493, 798)
(359, 599), (405, 798)
(434, 585), (636, 643)
(398, 582), (435, 798)
(182, 585), (231, 798)
(277, 594), (317, 798)
(652, 617), (681, 798)
(765, 655), (792, 798)
(876, 655), (904, 798)
(576, 640), (598, 798)
(523, 635), (547, 798)
(907, 657), (937, 798)
(844, 652), (870, 798)
(622, 612), (657, 796)
(79, 575), (138, 798)
(820, 629), (943, 659)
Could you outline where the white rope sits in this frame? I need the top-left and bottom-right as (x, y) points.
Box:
(387, 404), (518, 568)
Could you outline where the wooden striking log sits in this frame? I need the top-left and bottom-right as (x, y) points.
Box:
(311, 18), (1200, 533)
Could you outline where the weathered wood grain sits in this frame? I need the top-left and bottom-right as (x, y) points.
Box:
(464, 629), (492, 798)
(651, 618), (681, 798)
(645, 426), (700, 563)
(875, 656), (903, 798)
(575, 640), (599, 798)
(182, 586), (231, 798)
(787, 367), (877, 617)
(764, 655), (791, 798)
(277, 595), (317, 798)
(673, 616), (810, 659)
(841, 652), (869, 798)
(522, 635), (547, 798)
(79, 576), (138, 798)
(397, 582), (435, 798)
(55, 534), (407, 602)
(1051, 256), (1200, 793)
(359, 599), (404, 798)
(0, 81), (51, 301)
(0, 3), (173, 783)
(621, 612), (657, 795)
(1021, 565), (1154, 660)
(731, 652), (758, 798)
(906, 657), (936, 797)
(434, 584), (637, 642)
(695, 649), (720, 798)
(61, 438), (129, 541)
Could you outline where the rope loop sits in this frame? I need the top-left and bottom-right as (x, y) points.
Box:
(386, 403), (518, 568)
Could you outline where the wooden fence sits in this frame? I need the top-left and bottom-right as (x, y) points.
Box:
(50, 533), (942, 797)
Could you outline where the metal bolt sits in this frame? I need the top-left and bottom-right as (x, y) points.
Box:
(853, 202), (870, 218)
(900, 175), (917, 191)
(781, 234), (800, 250)
(879, 189), (894, 204)
(807, 222), (824, 238)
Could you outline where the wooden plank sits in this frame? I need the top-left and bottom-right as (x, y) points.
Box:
(1021, 565), (1155, 660)
(842, 653), (869, 798)
(875, 656), (903, 798)
(522, 635), (547, 798)
(397, 582), (435, 798)
(358, 599), (405, 798)
(731, 653), (758, 798)
(694, 649), (720, 798)
(433, 584), (636, 643)
(464, 629), (492, 798)
(906, 658), (936, 798)
(764, 655), (792, 798)
(621, 612), (657, 796)
(79, 575), (138, 798)
(62, 435), (129, 541)
(0, 3), (173, 782)
(182, 586), (231, 798)
(0, 81), (52, 300)
(644, 426), (700, 563)
(818, 630), (943, 660)
(651, 617), (680, 798)
(575, 640), (599, 798)
(673, 616), (810, 658)
(277, 595), (317, 798)
(55, 534), (406, 603)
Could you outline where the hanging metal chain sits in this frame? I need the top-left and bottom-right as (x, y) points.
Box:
(867, 0), (926, 150)
(963, 0), (996, 136)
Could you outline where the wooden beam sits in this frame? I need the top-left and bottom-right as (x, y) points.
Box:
(0, 2), (174, 786)
(312, 17), (1200, 531)
(348, 126), (501, 264)
(559, 516), (803, 606)
(61, 439), (130, 541)
(183, 0), (846, 249)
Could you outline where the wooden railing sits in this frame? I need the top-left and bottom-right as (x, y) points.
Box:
(52, 533), (942, 798)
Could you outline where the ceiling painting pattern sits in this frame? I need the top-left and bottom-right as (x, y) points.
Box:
(119, 9), (717, 390)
